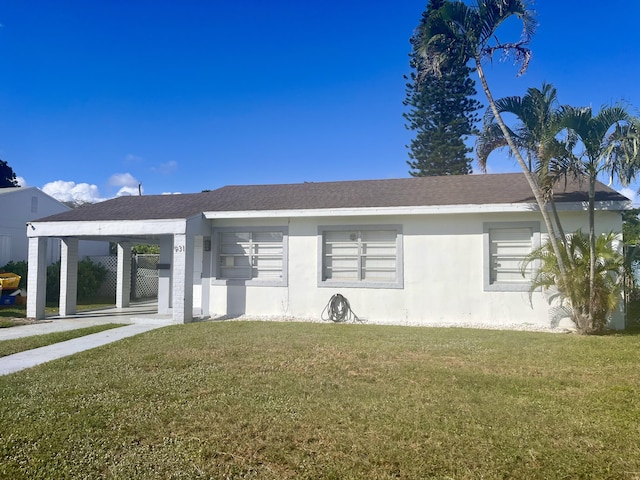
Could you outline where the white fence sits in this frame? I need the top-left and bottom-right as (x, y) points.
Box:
(90, 254), (159, 300)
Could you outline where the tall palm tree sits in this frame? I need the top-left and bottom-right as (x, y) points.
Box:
(477, 83), (560, 171)
(419, 0), (569, 281)
(478, 87), (640, 330)
(476, 83), (580, 240)
(558, 105), (640, 328)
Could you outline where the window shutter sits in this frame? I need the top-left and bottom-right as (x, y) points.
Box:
(218, 231), (284, 281)
(490, 228), (532, 283)
(360, 230), (396, 282)
(323, 228), (398, 284)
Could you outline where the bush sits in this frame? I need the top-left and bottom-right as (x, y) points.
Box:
(522, 230), (624, 334)
(0, 260), (28, 289)
(46, 258), (108, 302)
(46, 261), (60, 301)
(77, 257), (107, 300)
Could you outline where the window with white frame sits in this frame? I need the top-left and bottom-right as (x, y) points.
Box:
(484, 222), (539, 291)
(319, 226), (403, 288)
(215, 229), (286, 285)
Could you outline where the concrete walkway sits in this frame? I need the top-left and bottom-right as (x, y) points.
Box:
(0, 301), (174, 376)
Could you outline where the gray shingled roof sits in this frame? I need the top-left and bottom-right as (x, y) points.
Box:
(35, 173), (628, 223)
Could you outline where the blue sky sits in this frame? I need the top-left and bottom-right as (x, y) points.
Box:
(1, 1), (639, 203)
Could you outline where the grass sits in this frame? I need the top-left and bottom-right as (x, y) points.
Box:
(0, 318), (32, 328)
(0, 298), (116, 320)
(1, 321), (640, 479)
(0, 305), (29, 320)
(0, 323), (125, 357)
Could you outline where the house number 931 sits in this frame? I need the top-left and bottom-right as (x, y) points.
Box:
(174, 245), (185, 253)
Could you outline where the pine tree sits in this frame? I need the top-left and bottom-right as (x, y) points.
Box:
(0, 159), (19, 188)
(403, 0), (482, 176)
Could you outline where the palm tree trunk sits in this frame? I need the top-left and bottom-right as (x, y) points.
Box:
(588, 174), (596, 327)
(549, 197), (575, 271)
(549, 198), (566, 239)
(474, 57), (569, 279)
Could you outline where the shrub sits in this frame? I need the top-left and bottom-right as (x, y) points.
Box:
(522, 230), (624, 334)
(46, 258), (108, 301)
(76, 257), (107, 300)
(46, 261), (60, 301)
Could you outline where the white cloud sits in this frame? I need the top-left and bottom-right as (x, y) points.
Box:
(124, 153), (143, 164)
(152, 160), (178, 175)
(108, 172), (139, 188)
(41, 172), (148, 204)
(115, 185), (142, 196)
(15, 176), (27, 187)
(619, 187), (637, 205)
(42, 180), (105, 204)
(109, 173), (143, 196)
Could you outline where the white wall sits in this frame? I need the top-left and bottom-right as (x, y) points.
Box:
(0, 188), (109, 265)
(205, 209), (624, 329)
(0, 188), (67, 264)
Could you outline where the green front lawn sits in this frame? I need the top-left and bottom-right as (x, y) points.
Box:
(1, 321), (639, 479)
(0, 324), (125, 357)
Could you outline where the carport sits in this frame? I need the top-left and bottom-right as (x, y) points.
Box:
(25, 194), (214, 324)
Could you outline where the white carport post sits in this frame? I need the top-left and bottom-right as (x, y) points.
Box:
(26, 236), (48, 320)
(200, 235), (212, 318)
(157, 236), (172, 314)
(59, 238), (79, 316)
(172, 233), (194, 323)
(116, 241), (132, 308)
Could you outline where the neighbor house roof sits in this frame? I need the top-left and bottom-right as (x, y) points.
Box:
(0, 186), (50, 197)
(34, 173), (629, 223)
(0, 187), (23, 195)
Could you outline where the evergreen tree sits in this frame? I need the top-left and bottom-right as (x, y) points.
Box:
(0, 159), (19, 188)
(403, 0), (481, 176)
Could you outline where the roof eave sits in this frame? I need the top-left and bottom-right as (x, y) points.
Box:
(27, 218), (190, 238)
(204, 200), (630, 219)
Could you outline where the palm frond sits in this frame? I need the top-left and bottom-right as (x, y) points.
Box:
(479, 82), (575, 181)
(558, 106), (592, 134)
(521, 230), (624, 332)
(601, 123), (640, 186)
(475, 0), (536, 75)
(419, 0), (536, 79)
(476, 122), (513, 170)
(559, 103), (640, 184)
(486, 95), (525, 124)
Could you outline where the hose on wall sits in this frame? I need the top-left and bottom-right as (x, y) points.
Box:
(321, 293), (360, 323)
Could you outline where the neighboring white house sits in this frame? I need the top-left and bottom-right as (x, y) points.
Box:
(0, 187), (108, 266)
(24, 174), (630, 329)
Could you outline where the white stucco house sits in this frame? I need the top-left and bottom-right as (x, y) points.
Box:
(0, 187), (107, 266)
(25, 173), (630, 329)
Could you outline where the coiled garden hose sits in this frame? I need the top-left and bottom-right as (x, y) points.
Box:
(321, 293), (360, 323)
